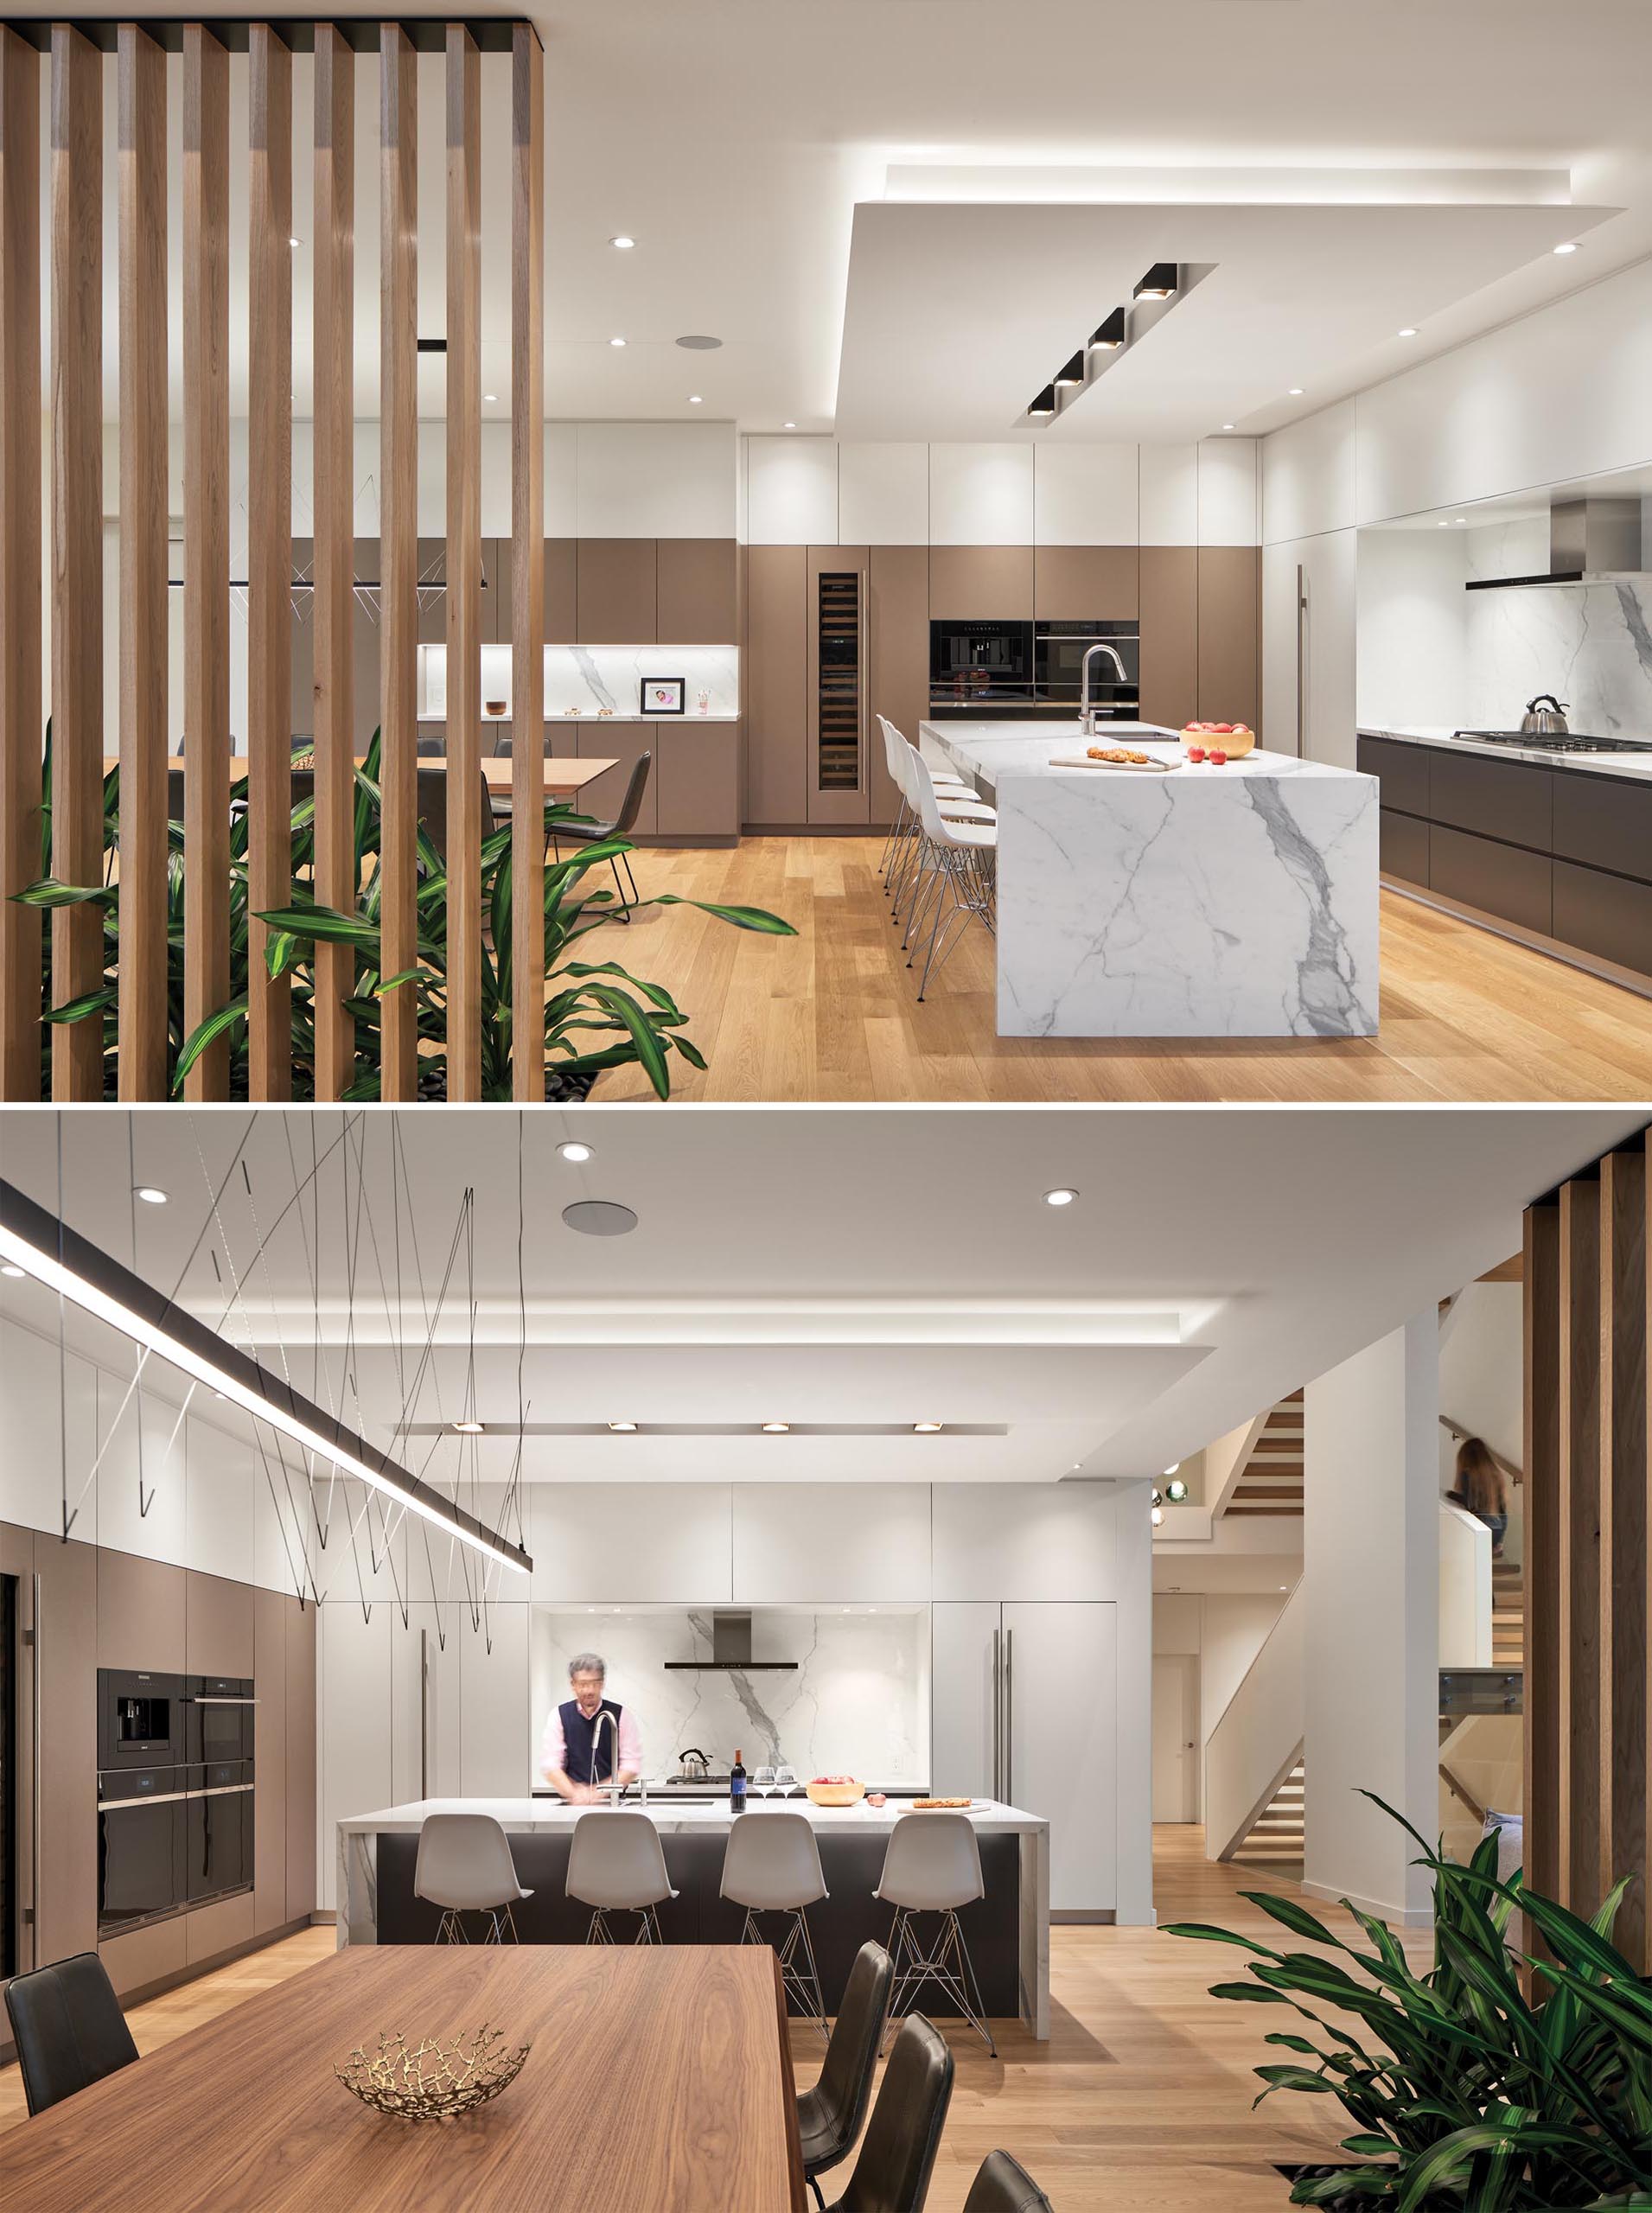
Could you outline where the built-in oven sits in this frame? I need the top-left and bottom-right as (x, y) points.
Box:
(187, 1675), (256, 1767)
(98, 1668), (188, 1773)
(929, 619), (1036, 708)
(1034, 619), (1140, 717)
(185, 1759), (254, 1906)
(98, 1767), (188, 1935)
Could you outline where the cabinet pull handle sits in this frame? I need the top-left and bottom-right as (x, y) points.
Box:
(419, 1628), (430, 1802)
(29, 1571), (41, 1964)
(990, 1627), (1001, 1802)
(1005, 1625), (1014, 1807)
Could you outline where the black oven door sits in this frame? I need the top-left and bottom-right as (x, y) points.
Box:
(98, 1669), (188, 1771)
(188, 1677), (256, 1765)
(187, 1767), (253, 1904)
(1035, 620), (1140, 710)
(98, 1772), (188, 1934)
(928, 620), (1034, 705)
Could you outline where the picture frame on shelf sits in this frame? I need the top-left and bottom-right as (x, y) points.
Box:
(640, 676), (686, 717)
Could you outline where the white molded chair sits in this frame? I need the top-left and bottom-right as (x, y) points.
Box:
(720, 1810), (831, 2038)
(899, 746), (997, 1001)
(565, 1808), (679, 1945)
(873, 1811), (996, 2056)
(413, 1812), (533, 1945)
(876, 715), (992, 918)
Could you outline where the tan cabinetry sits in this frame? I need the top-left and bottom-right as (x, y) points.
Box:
(1139, 547), (1198, 731)
(186, 1567), (255, 1676)
(928, 544), (1033, 621)
(1033, 545), (1139, 621)
(98, 1550), (185, 1672)
(545, 538), (577, 643)
(576, 538), (657, 644)
(36, 1535), (99, 1966)
(253, 1587), (290, 1937)
(285, 1597), (317, 1923)
(657, 539), (737, 645)
(1196, 546), (1260, 734)
(657, 725), (739, 840)
(572, 725), (658, 837)
(867, 545), (929, 827)
(744, 545), (808, 826)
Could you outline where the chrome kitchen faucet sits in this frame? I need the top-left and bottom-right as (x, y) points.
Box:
(1079, 641), (1129, 736)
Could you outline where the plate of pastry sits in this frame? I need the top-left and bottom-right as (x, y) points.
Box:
(1049, 748), (1172, 771)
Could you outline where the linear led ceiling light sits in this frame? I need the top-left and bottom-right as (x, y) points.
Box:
(0, 1178), (532, 1577)
(1132, 262), (1178, 301)
(1088, 308), (1126, 352)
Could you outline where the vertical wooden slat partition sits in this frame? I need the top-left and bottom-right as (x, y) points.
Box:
(511, 23), (545, 1101)
(0, 26), (41, 1100)
(312, 24), (355, 1100)
(246, 24), (293, 1099)
(117, 24), (169, 1102)
(379, 22), (418, 1102)
(182, 23), (230, 1100)
(1525, 1129), (1652, 1969)
(445, 24), (482, 1100)
(50, 25), (103, 1099)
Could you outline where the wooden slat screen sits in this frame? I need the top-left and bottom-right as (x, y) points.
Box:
(379, 23), (418, 1102)
(1525, 1130), (1652, 1967)
(511, 22), (545, 1101)
(116, 24), (169, 1102)
(444, 24), (482, 1101)
(0, 25), (41, 1100)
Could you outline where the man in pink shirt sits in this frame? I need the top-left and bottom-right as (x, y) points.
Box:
(540, 1650), (644, 1804)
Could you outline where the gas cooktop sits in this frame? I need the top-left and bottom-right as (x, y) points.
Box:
(1453, 728), (1652, 756)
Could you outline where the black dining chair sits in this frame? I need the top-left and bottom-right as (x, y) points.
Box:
(827, 2013), (954, 2213)
(4, 1951), (140, 2116)
(962, 2150), (1054, 2213)
(547, 751), (650, 920)
(798, 1941), (894, 2210)
(415, 766), (497, 864)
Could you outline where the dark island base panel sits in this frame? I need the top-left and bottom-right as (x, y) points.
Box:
(376, 1832), (1023, 2018)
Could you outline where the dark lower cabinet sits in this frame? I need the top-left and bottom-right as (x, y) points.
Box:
(1357, 734), (1430, 816)
(1552, 772), (1652, 888)
(1378, 806), (1428, 886)
(1426, 748), (1552, 850)
(1428, 823), (1553, 936)
(1553, 858), (1652, 976)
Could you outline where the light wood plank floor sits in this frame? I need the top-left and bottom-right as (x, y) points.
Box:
(590, 836), (1652, 1101)
(0, 1831), (1392, 2210)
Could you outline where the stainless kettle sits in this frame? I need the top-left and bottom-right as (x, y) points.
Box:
(676, 1746), (711, 1781)
(1520, 693), (1570, 735)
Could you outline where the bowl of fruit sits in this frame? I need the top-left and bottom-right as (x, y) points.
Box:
(1181, 719), (1255, 762)
(804, 1775), (865, 1808)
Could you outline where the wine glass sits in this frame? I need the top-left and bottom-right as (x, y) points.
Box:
(775, 1763), (797, 1799)
(753, 1763), (775, 1802)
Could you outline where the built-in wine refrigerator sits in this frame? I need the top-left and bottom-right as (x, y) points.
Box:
(807, 547), (871, 823)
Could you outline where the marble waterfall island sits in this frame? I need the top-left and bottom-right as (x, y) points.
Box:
(924, 723), (1379, 1039)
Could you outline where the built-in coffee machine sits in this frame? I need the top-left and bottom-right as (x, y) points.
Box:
(97, 1668), (254, 1935)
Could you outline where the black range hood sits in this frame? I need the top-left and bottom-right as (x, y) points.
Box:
(1466, 494), (1649, 591)
(662, 1611), (798, 1671)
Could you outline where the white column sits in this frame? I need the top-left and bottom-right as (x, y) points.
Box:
(1303, 1312), (1438, 1923)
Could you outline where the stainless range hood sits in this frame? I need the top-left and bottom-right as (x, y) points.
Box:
(662, 1611), (798, 1671)
(1465, 495), (1649, 590)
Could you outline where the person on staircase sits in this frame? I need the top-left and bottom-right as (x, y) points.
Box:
(1442, 1425), (1521, 1559)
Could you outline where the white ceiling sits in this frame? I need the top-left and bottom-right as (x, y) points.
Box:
(2, 1106), (1637, 1491)
(35, 0), (1652, 437)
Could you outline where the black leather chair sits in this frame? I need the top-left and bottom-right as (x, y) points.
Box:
(798, 1941), (894, 2209)
(4, 1951), (139, 2116)
(547, 751), (651, 919)
(415, 767), (497, 864)
(828, 2013), (954, 2213)
(962, 2150), (1053, 2213)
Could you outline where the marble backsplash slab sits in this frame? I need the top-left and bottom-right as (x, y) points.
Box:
(529, 1608), (928, 1788)
(1465, 517), (1652, 737)
(418, 642), (739, 720)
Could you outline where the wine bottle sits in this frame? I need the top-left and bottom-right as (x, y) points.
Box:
(730, 1749), (747, 1814)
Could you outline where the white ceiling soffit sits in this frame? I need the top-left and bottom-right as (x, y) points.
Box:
(881, 166), (1574, 207)
(833, 200), (1616, 442)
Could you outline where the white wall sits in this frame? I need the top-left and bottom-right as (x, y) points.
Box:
(1151, 1588), (1290, 1818)
(1303, 1315), (1439, 1923)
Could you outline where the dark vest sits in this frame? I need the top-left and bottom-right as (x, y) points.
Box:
(562, 1696), (623, 1783)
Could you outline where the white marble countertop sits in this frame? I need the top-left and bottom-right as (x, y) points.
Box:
(925, 719), (1363, 783)
(417, 712), (740, 725)
(338, 1794), (1047, 1836)
(1360, 724), (1652, 785)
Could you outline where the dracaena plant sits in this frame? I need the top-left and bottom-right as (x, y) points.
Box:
(16, 725), (794, 1100)
(1167, 1794), (1652, 2210)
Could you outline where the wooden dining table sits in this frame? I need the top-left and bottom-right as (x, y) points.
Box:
(0, 1945), (806, 2212)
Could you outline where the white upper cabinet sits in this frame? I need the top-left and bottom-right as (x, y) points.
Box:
(459, 1602), (533, 1796)
(182, 1413), (256, 1588)
(316, 1600), (394, 1906)
(747, 436), (839, 545)
(838, 442), (929, 544)
(930, 1483), (1119, 1601)
(928, 443), (1034, 545)
(1196, 439), (1260, 545)
(577, 422), (737, 538)
(0, 1316), (98, 1540)
(1033, 444), (1139, 545)
(1261, 400), (1357, 545)
(1138, 444), (1199, 545)
(529, 1483), (733, 1604)
(732, 1483), (932, 1602)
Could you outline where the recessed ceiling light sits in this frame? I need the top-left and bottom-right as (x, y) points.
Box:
(687, 395), (703, 405)
(557, 1140), (593, 1164)
(484, 392), (497, 403)
(609, 235), (635, 250)
(762, 1421), (790, 1434)
(134, 1185), (169, 1206)
(1279, 1585), (1288, 1592)
(562, 1199), (638, 1237)
(1453, 516), (1466, 525)
(1437, 519), (1451, 528)
(1397, 327), (1418, 338)
(1163, 1464), (1180, 1476)
(1, 1263), (23, 1278)
(452, 1419), (485, 1435)
(1221, 422), (1235, 431)
(289, 236), (302, 248)
(608, 1420), (637, 1432)
(913, 1422), (944, 1434)
(1287, 386), (1304, 397)
(1553, 240), (1578, 255)
(782, 421), (796, 430)
(1151, 1504), (1164, 1525)
(609, 336), (627, 348)
(1043, 1187), (1078, 1207)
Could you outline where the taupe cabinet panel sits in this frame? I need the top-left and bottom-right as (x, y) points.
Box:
(868, 544), (930, 827)
(186, 1566), (254, 1675)
(185, 1888), (255, 1964)
(572, 726), (658, 836)
(928, 544), (1032, 620)
(576, 538), (657, 644)
(745, 545), (807, 824)
(657, 538), (737, 644)
(1196, 546), (1260, 733)
(656, 724), (738, 839)
(1139, 547), (1197, 731)
(253, 1586), (289, 1936)
(37, 1535), (99, 1965)
(100, 1916), (186, 2000)
(1033, 545), (1138, 620)
(545, 538), (577, 641)
(285, 1596), (317, 1922)
(98, 1550), (185, 1672)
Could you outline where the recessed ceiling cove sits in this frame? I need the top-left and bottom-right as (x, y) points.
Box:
(833, 199), (1616, 442)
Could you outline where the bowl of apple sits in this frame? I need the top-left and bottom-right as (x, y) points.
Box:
(804, 1775), (865, 1808)
(1182, 719), (1255, 762)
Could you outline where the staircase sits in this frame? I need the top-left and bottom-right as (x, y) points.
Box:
(1492, 1559), (1524, 1667)
(1225, 1391), (1304, 1517)
(1230, 1757), (1305, 1874)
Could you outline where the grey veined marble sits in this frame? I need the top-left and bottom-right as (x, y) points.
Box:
(959, 735), (1379, 1039)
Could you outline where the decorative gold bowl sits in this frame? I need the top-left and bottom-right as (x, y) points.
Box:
(805, 1778), (865, 1808)
(335, 2024), (530, 2121)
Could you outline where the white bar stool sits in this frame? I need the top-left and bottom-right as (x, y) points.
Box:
(565, 1808), (678, 1945)
(902, 748), (997, 1000)
(719, 1810), (830, 2039)
(413, 1812), (533, 1944)
(873, 1811), (996, 2056)
(877, 715), (991, 917)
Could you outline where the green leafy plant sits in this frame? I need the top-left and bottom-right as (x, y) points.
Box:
(16, 727), (794, 1100)
(1168, 1794), (1652, 2210)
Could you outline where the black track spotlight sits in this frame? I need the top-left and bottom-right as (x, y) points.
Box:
(1027, 385), (1056, 418)
(1088, 307), (1126, 351)
(1132, 262), (1178, 301)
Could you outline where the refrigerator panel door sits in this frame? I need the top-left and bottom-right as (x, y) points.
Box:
(1002, 1600), (1117, 1913)
(929, 1601), (1002, 1802)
